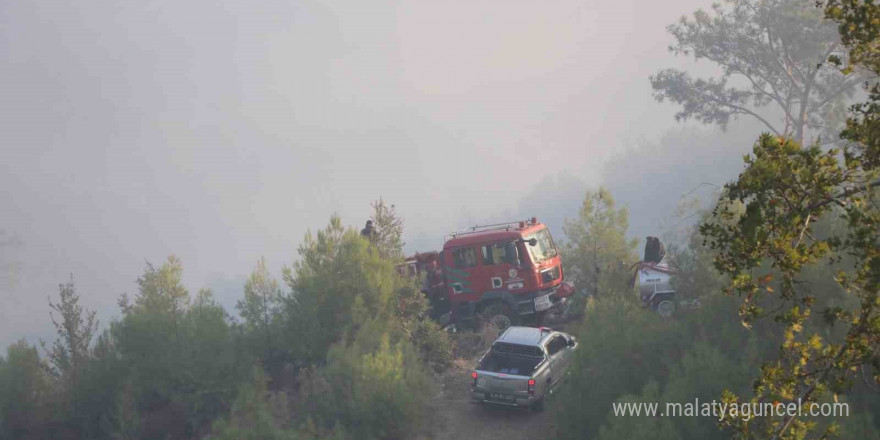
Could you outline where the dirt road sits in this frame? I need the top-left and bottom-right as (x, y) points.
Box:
(426, 318), (576, 440)
(428, 357), (555, 440)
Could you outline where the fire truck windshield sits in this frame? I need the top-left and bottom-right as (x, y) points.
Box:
(524, 229), (557, 263)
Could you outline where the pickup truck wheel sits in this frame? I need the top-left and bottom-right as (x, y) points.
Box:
(529, 398), (545, 412)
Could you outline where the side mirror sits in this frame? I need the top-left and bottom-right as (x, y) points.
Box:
(516, 238), (538, 247)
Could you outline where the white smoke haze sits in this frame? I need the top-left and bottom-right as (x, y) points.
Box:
(2, 0), (755, 346)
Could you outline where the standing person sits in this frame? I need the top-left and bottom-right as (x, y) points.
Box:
(643, 236), (666, 264)
(361, 219), (375, 241)
(644, 236), (659, 264)
(656, 237), (666, 263)
(424, 260), (443, 292)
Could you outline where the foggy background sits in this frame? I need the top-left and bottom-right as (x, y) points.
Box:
(2, 0), (760, 347)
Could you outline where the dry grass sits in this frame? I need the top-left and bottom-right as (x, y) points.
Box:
(450, 325), (499, 360)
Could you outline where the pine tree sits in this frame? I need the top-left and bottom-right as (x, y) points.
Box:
(370, 198), (405, 260)
(650, 0), (870, 144)
(133, 255), (189, 317)
(237, 257), (283, 364)
(562, 188), (638, 298)
(43, 275), (98, 388)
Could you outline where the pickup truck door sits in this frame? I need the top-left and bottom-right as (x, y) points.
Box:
(545, 334), (571, 389)
(558, 336), (576, 374)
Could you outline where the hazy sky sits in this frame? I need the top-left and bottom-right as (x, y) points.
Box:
(2, 0), (724, 346)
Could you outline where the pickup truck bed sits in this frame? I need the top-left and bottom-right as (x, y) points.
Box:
(474, 353), (546, 407)
(478, 353), (543, 376)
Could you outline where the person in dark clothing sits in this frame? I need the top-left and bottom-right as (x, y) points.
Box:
(644, 236), (665, 264)
(644, 236), (657, 263)
(361, 220), (375, 240)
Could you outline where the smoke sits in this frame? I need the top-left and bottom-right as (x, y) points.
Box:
(2, 0), (721, 347)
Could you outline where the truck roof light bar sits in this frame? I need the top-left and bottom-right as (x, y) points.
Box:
(447, 218), (539, 239)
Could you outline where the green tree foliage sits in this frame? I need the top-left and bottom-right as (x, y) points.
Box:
(666, 207), (737, 299)
(297, 331), (433, 440)
(126, 255), (189, 317)
(237, 257), (284, 368)
(277, 215), (444, 439)
(824, 0), (880, 74)
(555, 297), (689, 439)
(283, 215), (451, 366)
(340, 334), (429, 440)
(554, 292), (810, 440)
(555, 295), (772, 440)
(370, 197), (405, 260)
(282, 216), (398, 364)
(2, 213), (448, 440)
(684, 5), (880, 438)
(596, 382), (680, 440)
(651, 0), (870, 144)
(101, 379), (142, 440)
(561, 4), (880, 438)
(111, 257), (250, 438)
(824, 0), (880, 168)
(208, 367), (297, 440)
(37, 276), (101, 437)
(0, 340), (54, 439)
(701, 132), (878, 439)
(42, 276), (98, 389)
(553, 194), (872, 439)
(562, 187), (638, 299)
(394, 282), (452, 372)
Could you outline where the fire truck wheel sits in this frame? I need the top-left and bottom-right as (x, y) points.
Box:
(480, 303), (518, 331)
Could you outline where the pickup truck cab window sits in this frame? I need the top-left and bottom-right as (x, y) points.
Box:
(493, 342), (544, 357)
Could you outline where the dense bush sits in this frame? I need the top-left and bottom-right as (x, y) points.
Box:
(299, 330), (433, 440)
(108, 261), (252, 439)
(0, 340), (54, 439)
(555, 226), (880, 440)
(207, 367), (299, 440)
(279, 216), (444, 439)
(0, 209), (452, 440)
(556, 294), (780, 440)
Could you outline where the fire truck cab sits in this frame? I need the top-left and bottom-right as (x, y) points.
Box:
(440, 218), (571, 329)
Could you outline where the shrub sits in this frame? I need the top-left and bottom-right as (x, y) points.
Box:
(208, 367), (295, 440)
(0, 340), (54, 439)
(298, 332), (435, 440)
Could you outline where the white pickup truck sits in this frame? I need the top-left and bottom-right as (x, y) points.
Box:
(470, 326), (578, 411)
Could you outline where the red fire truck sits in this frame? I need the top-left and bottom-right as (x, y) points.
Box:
(405, 218), (573, 330)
